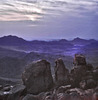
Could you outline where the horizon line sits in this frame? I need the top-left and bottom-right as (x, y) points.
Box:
(0, 35), (98, 41)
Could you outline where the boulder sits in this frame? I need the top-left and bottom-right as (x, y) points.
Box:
(54, 58), (69, 87)
(44, 95), (53, 100)
(70, 54), (90, 87)
(79, 80), (87, 89)
(7, 84), (26, 100)
(22, 60), (53, 94)
(86, 79), (96, 89)
(22, 94), (38, 100)
(0, 85), (3, 90)
(93, 68), (98, 81)
(73, 54), (86, 66)
(0, 91), (9, 100)
(3, 85), (12, 92)
(69, 92), (82, 100)
(86, 64), (93, 71)
(93, 92), (98, 100)
(57, 93), (70, 100)
(0, 85), (13, 100)
(67, 88), (84, 96)
(57, 85), (71, 93)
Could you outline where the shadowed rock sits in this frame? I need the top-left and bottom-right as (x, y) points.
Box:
(73, 54), (86, 66)
(22, 94), (38, 100)
(22, 60), (53, 94)
(7, 84), (26, 100)
(54, 58), (69, 87)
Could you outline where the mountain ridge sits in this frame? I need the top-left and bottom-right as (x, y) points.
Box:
(0, 35), (97, 43)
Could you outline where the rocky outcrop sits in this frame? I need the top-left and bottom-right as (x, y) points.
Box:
(7, 84), (26, 100)
(73, 54), (86, 66)
(0, 54), (98, 100)
(54, 58), (69, 87)
(22, 60), (53, 94)
(70, 54), (97, 89)
(22, 94), (38, 100)
(0, 84), (26, 100)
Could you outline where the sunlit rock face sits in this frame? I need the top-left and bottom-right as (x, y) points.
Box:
(22, 59), (53, 94)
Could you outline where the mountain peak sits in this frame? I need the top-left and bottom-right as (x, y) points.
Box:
(0, 35), (27, 46)
(59, 39), (68, 42)
(73, 37), (84, 40)
(0, 35), (23, 40)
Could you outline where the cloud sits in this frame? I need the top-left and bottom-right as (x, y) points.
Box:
(0, 0), (98, 22)
(0, 0), (45, 21)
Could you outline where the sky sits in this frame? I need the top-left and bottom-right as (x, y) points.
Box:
(0, 0), (98, 40)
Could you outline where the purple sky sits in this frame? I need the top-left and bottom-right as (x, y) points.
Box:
(0, 0), (98, 40)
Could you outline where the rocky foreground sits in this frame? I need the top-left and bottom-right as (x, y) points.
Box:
(0, 54), (98, 100)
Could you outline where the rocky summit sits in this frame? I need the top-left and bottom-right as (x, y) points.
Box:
(0, 54), (98, 100)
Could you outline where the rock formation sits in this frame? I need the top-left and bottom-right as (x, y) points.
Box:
(0, 54), (98, 100)
(22, 60), (53, 94)
(70, 54), (97, 89)
(54, 58), (69, 87)
(73, 54), (86, 66)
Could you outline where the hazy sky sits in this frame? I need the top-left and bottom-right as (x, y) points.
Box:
(0, 0), (98, 40)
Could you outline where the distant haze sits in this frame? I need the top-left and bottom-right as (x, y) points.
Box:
(0, 0), (98, 40)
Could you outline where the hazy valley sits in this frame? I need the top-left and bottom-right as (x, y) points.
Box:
(0, 35), (98, 80)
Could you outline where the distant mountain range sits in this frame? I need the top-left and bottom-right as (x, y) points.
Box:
(0, 35), (98, 79)
(0, 35), (97, 46)
(71, 37), (97, 45)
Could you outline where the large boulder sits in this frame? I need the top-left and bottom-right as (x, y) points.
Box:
(22, 60), (53, 94)
(54, 58), (69, 87)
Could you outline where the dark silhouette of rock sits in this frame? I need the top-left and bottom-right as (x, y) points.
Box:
(54, 58), (69, 87)
(73, 54), (86, 66)
(22, 60), (53, 94)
